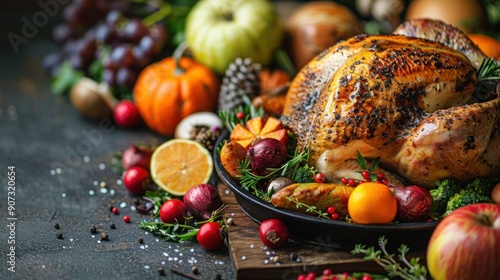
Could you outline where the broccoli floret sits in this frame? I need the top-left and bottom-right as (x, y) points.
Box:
(463, 178), (495, 196)
(430, 179), (462, 216)
(443, 189), (493, 217)
(293, 164), (315, 183)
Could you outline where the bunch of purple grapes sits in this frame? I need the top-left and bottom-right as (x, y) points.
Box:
(45, 0), (167, 95)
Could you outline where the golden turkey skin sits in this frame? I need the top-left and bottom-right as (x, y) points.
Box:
(281, 34), (500, 188)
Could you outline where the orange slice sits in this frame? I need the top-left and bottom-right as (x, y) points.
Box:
(150, 139), (213, 196)
(229, 116), (288, 149)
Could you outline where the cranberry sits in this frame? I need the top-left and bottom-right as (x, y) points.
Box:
(331, 213), (339, 220)
(362, 275), (373, 280)
(159, 199), (186, 223)
(236, 111), (245, 119)
(315, 173), (325, 183)
(123, 166), (150, 196)
(322, 268), (333, 276)
(259, 219), (289, 248)
(377, 172), (385, 179)
(348, 178), (357, 187)
(341, 177), (348, 185)
(111, 207), (119, 215)
(113, 100), (141, 128)
(197, 222), (224, 251)
(123, 215), (131, 223)
(305, 272), (317, 280)
(361, 171), (370, 180)
(326, 206), (336, 215)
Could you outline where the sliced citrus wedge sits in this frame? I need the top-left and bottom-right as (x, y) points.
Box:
(230, 116), (288, 149)
(150, 139), (213, 196)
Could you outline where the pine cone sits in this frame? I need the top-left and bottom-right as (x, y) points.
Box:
(190, 125), (221, 152)
(218, 57), (261, 112)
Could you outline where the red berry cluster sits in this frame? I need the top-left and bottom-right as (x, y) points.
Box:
(326, 206), (338, 220)
(297, 269), (373, 280)
(315, 172), (326, 183)
(341, 171), (388, 187)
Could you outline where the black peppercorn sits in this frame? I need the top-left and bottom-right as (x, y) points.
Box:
(54, 223), (60, 229)
(90, 226), (97, 234)
(138, 238), (144, 244)
(56, 233), (63, 239)
(110, 223), (116, 229)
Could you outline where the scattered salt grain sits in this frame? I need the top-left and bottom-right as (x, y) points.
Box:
(249, 244), (254, 249)
(224, 189), (230, 195)
(144, 265), (150, 269)
(93, 180), (99, 186)
(99, 163), (106, 170)
(241, 256), (246, 260)
(99, 181), (106, 188)
(130, 205), (136, 211)
(89, 190), (95, 196)
(119, 202), (127, 208)
(61, 193), (66, 198)
(140, 245), (145, 250)
(83, 156), (90, 163)
(163, 252), (168, 257)
(116, 179), (122, 185)
(109, 189), (115, 195)
(70, 238), (74, 242)
(99, 188), (108, 194)
(50, 170), (56, 175)
(264, 260), (269, 264)
(56, 168), (62, 174)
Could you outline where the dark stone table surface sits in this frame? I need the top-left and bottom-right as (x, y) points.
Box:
(0, 15), (234, 280)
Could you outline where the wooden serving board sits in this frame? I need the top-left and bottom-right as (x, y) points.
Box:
(219, 184), (425, 280)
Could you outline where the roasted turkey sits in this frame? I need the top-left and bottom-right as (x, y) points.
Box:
(281, 19), (500, 188)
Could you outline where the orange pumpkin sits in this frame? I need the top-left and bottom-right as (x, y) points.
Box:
(134, 45), (220, 136)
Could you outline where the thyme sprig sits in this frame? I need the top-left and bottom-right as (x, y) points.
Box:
(285, 196), (330, 219)
(139, 205), (226, 242)
(477, 57), (500, 83)
(351, 236), (428, 280)
(236, 148), (310, 200)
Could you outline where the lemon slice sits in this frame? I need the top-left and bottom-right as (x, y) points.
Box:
(151, 139), (213, 196)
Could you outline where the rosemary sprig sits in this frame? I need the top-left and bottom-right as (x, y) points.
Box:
(219, 96), (265, 132)
(477, 57), (500, 83)
(351, 236), (428, 280)
(237, 148), (310, 200)
(285, 196), (330, 219)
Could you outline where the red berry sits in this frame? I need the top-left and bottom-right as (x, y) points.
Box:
(305, 272), (317, 280)
(297, 274), (307, 280)
(361, 171), (370, 180)
(326, 206), (336, 215)
(159, 199), (186, 223)
(113, 100), (141, 128)
(382, 179), (389, 185)
(315, 173), (326, 183)
(331, 213), (339, 220)
(322, 268), (333, 276)
(377, 172), (385, 179)
(111, 207), (119, 215)
(197, 222), (224, 250)
(348, 178), (356, 187)
(259, 219), (289, 248)
(236, 111), (245, 119)
(362, 275), (373, 280)
(123, 215), (131, 223)
(341, 177), (348, 185)
(123, 166), (150, 195)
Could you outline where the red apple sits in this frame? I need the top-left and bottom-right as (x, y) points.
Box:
(426, 203), (500, 280)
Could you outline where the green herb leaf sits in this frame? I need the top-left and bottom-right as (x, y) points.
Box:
(50, 60), (84, 95)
